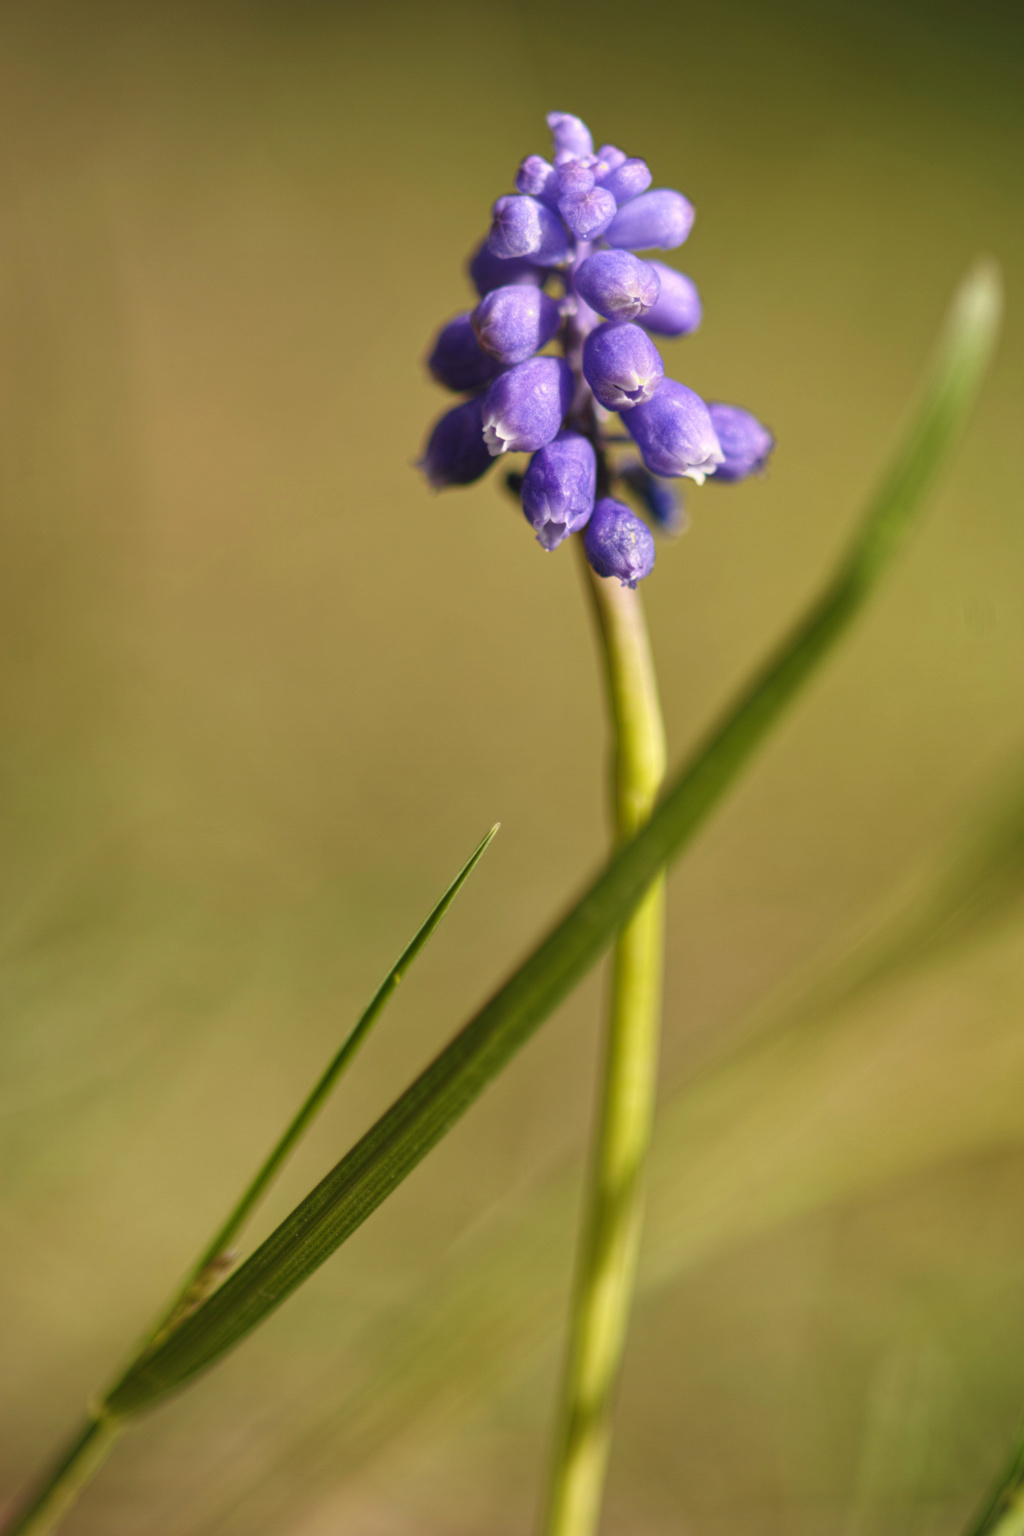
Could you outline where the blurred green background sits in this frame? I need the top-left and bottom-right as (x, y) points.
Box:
(0, 0), (1022, 1532)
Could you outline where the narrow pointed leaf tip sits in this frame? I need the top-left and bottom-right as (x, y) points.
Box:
(105, 265), (1000, 1419)
(124, 821), (501, 1362)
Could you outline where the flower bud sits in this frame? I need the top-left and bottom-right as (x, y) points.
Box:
(584, 497), (656, 587)
(420, 397), (493, 489)
(547, 111), (593, 160)
(558, 182), (618, 240)
(468, 239), (545, 298)
(516, 155), (560, 209)
(625, 378), (724, 482)
(601, 157), (653, 205)
(489, 195), (572, 267)
(640, 263), (702, 337)
(574, 251), (660, 322)
(605, 189), (695, 251)
(521, 430), (596, 550)
(427, 313), (501, 393)
(706, 403), (775, 481)
(473, 285), (561, 365)
(481, 355), (574, 455)
(620, 459), (685, 533)
(582, 321), (665, 411)
(594, 144), (628, 180)
(556, 159), (594, 197)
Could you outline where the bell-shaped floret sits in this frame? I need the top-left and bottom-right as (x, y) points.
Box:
(489, 195), (572, 267)
(574, 251), (660, 322)
(593, 145), (628, 181)
(582, 321), (665, 410)
(516, 155), (560, 209)
(547, 111), (593, 160)
(605, 189), (695, 252)
(427, 314), (501, 393)
(640, 263), (702, 336)
(481, 356), (574, 455)
(521, 430), (597, 550)
(706, 403), (775, 481)
(625, 378), (723, 483)
(601, 158), (652, 205)
(472, 285), (562, 366)
(584, 497), (656, 587)
(468, 239), (545, 298)
(420, 397), (493, 488)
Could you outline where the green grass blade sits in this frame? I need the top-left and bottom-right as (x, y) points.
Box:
(104, 260), (1002, 1418)
(144, 822), (501, 1345)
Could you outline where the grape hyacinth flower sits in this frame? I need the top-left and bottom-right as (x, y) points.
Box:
(605, 189), (695, 251)
(707, 402), (776, 481)
(489, 194), (572, 266)
(641, 262), (703, 337)
(583, 321), (664, 410)
(521, 430), (596, 550)
(427, 314), (502, 393)
(472, 285), (562, 366)
(468, 239), (544, 297)
(584, 497), (656, 587)
(420, 397), (494, 488)
(418, 107), (773, 583)
(481, 356), (574, 455)
(626, 378), (724, 483)
(574, 251), (660, 322)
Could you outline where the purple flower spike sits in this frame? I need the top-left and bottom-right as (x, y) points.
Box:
(584, 497), (656, 587)
(521, 430), (596, 550)
(427, 313), (501, 393)
(605, 189), (695, 252)
(601, 158), (653, 205)
(468, 239), (545, 298)
(547, 111), (593, 160)
(582, 321), (665, 411)
(641, 263), (702, 337)
(559, 182), (618, 241)
(594, 144), (628, 180)
(574, 251), (660, 322)
(472, 284), (562, 366)
(489, 195), (572, 268)
(420, 397), (493, 489)
(706, 403), (776, 482)
(626, 378), (724, 483)
(481, 355), (574, 456)
(516, 155), (560, 209)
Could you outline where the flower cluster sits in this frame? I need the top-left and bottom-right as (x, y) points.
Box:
(420, 111), (774, 587)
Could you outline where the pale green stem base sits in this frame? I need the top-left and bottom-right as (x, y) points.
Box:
(539, 549), (667, 1536)
(2, 1416), (123, 1536)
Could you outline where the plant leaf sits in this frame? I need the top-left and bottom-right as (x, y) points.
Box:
(105, 260), (1002, 1418)
(144, 821), (501, 1348)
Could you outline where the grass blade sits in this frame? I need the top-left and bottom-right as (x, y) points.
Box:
(0, 826), (499, 1536)
(146, 821), (501, 1343)
(105, 260), (1002, 1418)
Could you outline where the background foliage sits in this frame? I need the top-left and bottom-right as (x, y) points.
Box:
(0, 1), (1022, 1533)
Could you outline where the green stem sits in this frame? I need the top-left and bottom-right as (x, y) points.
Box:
(1, 1416), (123, 1536)
(540, 545), (667, 1536)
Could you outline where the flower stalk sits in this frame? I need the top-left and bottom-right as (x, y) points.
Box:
(540, 544), (666, 1536)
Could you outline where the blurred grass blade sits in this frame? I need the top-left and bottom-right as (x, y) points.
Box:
(104, 260), (1002, 1418)
(966, 1438), (1024, 1536)
(1, 826), (499, 1536)
(146, 821), (501, 1344)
